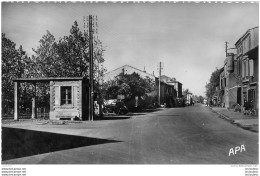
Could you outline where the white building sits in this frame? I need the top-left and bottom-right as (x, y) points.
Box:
(103, 65), (156, 82)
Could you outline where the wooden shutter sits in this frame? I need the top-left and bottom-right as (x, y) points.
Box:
(242, 61), (245, 77)
(245, 60), (249, 76)
(249, 60), (254, 76)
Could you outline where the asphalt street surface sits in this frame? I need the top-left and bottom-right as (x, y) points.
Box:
(2, 104), (258, 164)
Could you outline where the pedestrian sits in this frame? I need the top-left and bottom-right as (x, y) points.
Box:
(210, 100), (213, 107)
(243, 100), (249, 115)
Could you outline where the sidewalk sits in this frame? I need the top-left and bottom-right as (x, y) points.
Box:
(210, 107), (258, 133)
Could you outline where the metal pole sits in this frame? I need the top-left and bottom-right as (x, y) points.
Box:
(31, 83), (37, 119)
(14, 82), (19, 121)
(225, 41), (228, 57)
(158, 62), (161, 106)
(89, 15), (94, 121)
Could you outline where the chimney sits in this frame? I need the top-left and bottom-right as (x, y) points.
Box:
(144, 66), (146, 73)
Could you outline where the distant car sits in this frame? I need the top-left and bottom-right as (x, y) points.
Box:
(160, 104), (166, 108)
(104, 100), (128, 115)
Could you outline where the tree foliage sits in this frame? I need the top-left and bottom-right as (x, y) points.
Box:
(2, 33), (36, 114)
(2, 21), (106, 115)
(102, 72), (157, 110)
(33, 21), (106, 79)
(198, 95), (204, 103)
(205, 68), (222, 99)
(183, 89), (190, 97)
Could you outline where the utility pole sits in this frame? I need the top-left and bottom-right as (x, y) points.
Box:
(159, 62), (161, 106)
(225, 41), (236, 57)
(225, 41), (228, 57)
(157, 61), (163, 106)
(84, 15), (99, 121)
(89, 15), (94, 121)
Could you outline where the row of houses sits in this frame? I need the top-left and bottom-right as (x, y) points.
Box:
(103, 65), (183, 108)
(12, 64), (185, 121)
(218, 27), (258, 112)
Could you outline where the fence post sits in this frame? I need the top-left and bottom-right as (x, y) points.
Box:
(31, 98), (36, 119)
(14, 82), (19, 121)
(31, 83), (37, 119)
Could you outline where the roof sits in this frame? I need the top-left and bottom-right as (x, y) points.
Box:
(104, 65), (182, 86)
(104, 65), (156, 78)
(13, 77), (85, 83)
(160, 75), (181, 84)
(235, 26), (258, 46)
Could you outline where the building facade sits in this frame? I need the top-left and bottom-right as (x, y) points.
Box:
(160, 75), (183, 107)
(220, 27), (258, 111)
(220, 54), (239, 108)
(235, 27), (258, 110)
(103, 65), (181, 108)
(13, 77), (90, 121)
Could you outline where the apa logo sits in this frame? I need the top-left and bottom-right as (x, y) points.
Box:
(229, 145), (246, 156)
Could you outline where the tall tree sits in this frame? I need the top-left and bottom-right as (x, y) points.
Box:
(2, 33), (32, 113)
(33, 21), (106, 79)
(33, 30), (60, 77)
(31, 21), (106, 108)
(183, 88), (191, 97)
(205, 68), (222, 99)
(198, 96), (204, 103)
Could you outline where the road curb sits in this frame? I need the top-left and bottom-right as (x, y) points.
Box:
(235, 123), (259, 133)
(209, 107), (234, 122)
(209, 107), (258, 133)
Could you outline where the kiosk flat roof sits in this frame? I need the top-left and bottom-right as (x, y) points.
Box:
(13, 77), (85, 83)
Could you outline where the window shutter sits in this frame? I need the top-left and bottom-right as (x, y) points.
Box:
(249, 60), (254, 76)
(242, 61), (244, 78)
(239, 59), (241, 76)
(245, 60), (249, 76)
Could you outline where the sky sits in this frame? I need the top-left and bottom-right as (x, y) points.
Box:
(1, 2), (259, 96)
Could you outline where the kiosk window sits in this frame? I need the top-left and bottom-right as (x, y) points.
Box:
(61, 86), (72, 105)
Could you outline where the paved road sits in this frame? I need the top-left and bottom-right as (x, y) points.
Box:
(2, 104), (258, 164)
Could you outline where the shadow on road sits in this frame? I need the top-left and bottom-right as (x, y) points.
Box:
(94, 116), (132, 121)
(95, 108), (164, 121)
(158, 115), (180, 117)
(2, 127), (121, 161)
(140, 109), (162, 113)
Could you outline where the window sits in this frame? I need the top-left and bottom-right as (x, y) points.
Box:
(244, 35), (251, 53)
(61, 86), (72, 105)
(237, 59), (241, 76)
(241, 59), (253, 78)
(237, 45), (243, 56)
